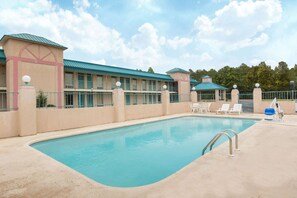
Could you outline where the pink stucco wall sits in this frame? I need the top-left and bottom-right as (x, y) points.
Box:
(125, 104), (163, 121)
(0, 111), (18, 138)
(254, 101), (296, 114)
(36, 106), (115, 133)
(169, 102), (191, 114)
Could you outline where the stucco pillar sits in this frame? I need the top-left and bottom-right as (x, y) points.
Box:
(113, 88), (125, 122)
(18, 85), (37, 136)
(191, 91), (197, 103)
(253, 88), (262, 113)
(215, 90), (219, 102)
(162, 90), (170, 115)
(231, 89), (239, 104)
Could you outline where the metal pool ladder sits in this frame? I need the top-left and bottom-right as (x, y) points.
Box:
(202, 129), (239, 157)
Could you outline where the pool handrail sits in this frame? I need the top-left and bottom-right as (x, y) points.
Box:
(210, 129), (239, 151)
(202, 131), (234, 156)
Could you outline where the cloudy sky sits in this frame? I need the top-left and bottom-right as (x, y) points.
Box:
(0, 0), (296, 73)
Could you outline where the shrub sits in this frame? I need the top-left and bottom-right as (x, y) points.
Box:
(36, 91), (47, 108)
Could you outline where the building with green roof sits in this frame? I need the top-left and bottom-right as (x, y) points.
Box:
(0, 33), (197, 108)
(193, 75), (228, 102)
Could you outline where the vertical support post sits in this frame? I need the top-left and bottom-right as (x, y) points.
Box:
(113, 88), (125, 122)
(215, 90), (219, 102)
(191, 91), (197, 103)
(223, 90), (226, 101)
(18, 85), (37, 136)
(231, 89), (239, 104)
(162, 90), (170, 115)
(253, 88), (262, 113)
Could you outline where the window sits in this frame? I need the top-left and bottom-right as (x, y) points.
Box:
(65, 73), (74, 88)
(97, 76), (103, 89)
(111, 77), (117, 89)
(87, 93), (93, 107)
(148, 80), (152, 91)
(65, 92), (74, 108)
(0, 65), (6, 87)
(78, 73), (85, 89)
(142, 94), (147, 104)
(96, 93), (103, 107)
(152, 81), (156, 91)
(157, 94), (161, 103)
(125, 93), (130, 105)
(78, 92), (85, 107)
(132, 94), (137, 105)
(87, 74), (93, 89)
(142, 80), (146, 91)
(125, 78), (130, 90)
(153, 94), (156, 104)
(168, 82), (173, 91)
(132, 79), (137, 90)
(120, 77), (125, 89)
(149, 94), (153, 104)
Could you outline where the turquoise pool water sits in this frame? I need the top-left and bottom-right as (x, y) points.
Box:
(31, 116), (257, 187)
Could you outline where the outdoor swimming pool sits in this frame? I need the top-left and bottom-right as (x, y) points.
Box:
(31, 116), (257, 187)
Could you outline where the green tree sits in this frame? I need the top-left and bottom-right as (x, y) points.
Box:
(256, 62), (276, 91)
(147, 67), (154, 73)
(235, 63), (251, 91)
(215, 66), (237, 89)
(275, 61), (290, 90)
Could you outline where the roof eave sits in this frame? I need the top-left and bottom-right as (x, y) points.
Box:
(0, 35), (68, 50)
(64, 66), (174, 81)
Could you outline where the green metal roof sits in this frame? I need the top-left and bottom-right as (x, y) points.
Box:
(64, 59), (174, 81)
(194, 82), (228, 91)
(190, 78), (198, 84)
(167, 67), (190, 74)
(0, 49), (5, 64)
(0, 33), (67, 50)
(202, 75), (211, 79)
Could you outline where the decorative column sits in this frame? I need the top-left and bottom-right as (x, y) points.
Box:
(18, 76), (37, 136)
(191, 91), (197, 103)
(253, 86), (262, 113)
(215, 89), (219, 102)
(231, 89), (239, 104)
(113, 82), (125, 122)
(161, 89), (170, 116)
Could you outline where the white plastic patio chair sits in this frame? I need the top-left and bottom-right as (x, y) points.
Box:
(229, 104), (242, 115)
(191, 103), (200, 113)
(216, 104), (230, 114)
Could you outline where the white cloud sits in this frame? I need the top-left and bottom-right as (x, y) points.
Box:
(167, 37), (192, 50)
(91, 59), (106, 65)
(136, 0), (161, 13)
(0, 0), (166, 70)
(265, 59), (278, 67)
(194, 0), (282, 51)
(73, 0), (90, 10)
(130, 23), (161, 49)
(200, 52), (213, 62)
(227, 33), (269, 51)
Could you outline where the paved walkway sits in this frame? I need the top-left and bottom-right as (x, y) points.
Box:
(1, 113), (297, 198)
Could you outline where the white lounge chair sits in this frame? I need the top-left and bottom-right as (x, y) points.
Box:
(229, 104), (242, 115)
(191, 103), (200, 113)
(216, 104), (230, 114)
(207, 103), (211, 112)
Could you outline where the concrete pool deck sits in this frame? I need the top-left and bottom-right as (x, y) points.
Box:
(1, 113), (297, 198)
